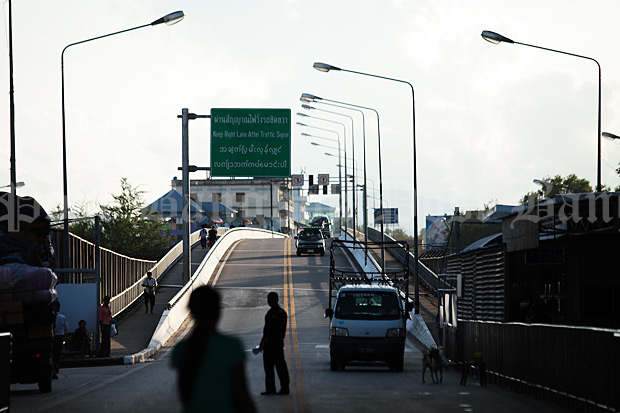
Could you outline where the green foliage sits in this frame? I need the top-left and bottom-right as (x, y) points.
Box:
(99, 178), (169, 260)
(69, 201), (95, 241)
(62, 178), (169, 260)
(385, 227), (410, 240)
(520, 174), (593, 205)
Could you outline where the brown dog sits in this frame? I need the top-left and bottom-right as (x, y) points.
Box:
(422, 346), (443, 384)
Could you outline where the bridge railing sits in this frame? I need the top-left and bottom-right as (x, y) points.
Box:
(366, 227), (439, 294)
(51, 230), (200, 317)
(445, 320), (620, 411)
(142, 228), (287, 358)
(108, 231), (200, 316)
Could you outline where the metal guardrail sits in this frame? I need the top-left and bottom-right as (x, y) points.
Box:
(108, 231), (200, 317)
(367, 227), (439, 294)
(445, 321), (620, 412)
(51, 230), (200, 318)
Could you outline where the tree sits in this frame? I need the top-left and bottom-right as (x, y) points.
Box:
(49, 201), (95, 241)
(386, 227), (410, 240)
(520, 174), (593, 205)
(68, 201), (95, 241)
(99, 178), (169, 260)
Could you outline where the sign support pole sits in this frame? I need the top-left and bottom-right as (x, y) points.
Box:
(178, 109), (209, 284)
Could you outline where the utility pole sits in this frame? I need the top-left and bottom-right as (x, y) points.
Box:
(178, 109), (209, 283)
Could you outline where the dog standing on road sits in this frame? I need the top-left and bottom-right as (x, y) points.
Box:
(422, 346), (443, 384)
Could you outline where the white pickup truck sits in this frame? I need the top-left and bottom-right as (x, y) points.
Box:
(325, 239), (412, 372)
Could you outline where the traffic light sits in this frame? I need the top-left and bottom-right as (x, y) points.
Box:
(323, 185), (328, 194)
(309, 175), (314, 186)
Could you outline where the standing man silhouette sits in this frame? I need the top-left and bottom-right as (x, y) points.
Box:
(259, 291), (290, 395)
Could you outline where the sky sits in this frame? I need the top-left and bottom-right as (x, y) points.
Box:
(2, 0), (620, 236)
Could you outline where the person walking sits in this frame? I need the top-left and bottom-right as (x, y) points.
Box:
(259, 291), (290, 396)
(207, 225), (218, 249)
(172, 286), (255, 413)
(199, 226), (208, 249)
(97, 295), (112, 357)
(52, 302), (68, 379)
(141, 271), (157, 314)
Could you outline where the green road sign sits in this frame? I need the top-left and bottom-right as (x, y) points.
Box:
(210, 108), (291, 177)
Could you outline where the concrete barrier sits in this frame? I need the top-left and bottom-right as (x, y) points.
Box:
(124, 228), (286, 364)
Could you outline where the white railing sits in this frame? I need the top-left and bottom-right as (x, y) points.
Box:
(125, 228), (287, 364)
(110, 230), (200, 317)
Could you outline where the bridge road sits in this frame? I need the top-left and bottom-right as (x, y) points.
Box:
(9, 237), (572, 412)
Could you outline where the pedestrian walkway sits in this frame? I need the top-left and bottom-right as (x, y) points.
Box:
(61, 244), (208, 368)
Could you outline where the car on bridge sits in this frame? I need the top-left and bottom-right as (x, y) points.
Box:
(310, 215), (332, 238)
(294, 227), (326, 256)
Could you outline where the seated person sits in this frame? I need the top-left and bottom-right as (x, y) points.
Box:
(71, 320), (92, 357)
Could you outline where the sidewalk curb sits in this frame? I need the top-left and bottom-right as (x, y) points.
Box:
(61, 356), (125, 368)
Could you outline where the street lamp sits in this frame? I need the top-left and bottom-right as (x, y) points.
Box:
(0, 181), (24, 190)
(481, 30), (602, 193)
(302, 94), (380, 268)
(61, 11), (184, 268)
(325, 152), (359, 218)
(297, 121), (347, 233)
(298, 114), (346, 230)
(602, 132), (620, 141)
(313, 62), (419, 314)
(301, 103), (357, 237)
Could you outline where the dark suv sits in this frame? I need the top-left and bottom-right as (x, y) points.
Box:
(294, 227), (326, 256)
(310, 216), (332, 239)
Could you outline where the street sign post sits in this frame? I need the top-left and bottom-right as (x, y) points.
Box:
(210, 108), (291, 177)
(374, 208), (399, 224)
(291, 174), (304, 186)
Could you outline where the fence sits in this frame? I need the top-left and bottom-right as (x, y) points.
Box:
(50, 229), (196, 317)
(444, 320), (620, 412)
(367, 227), (439, 294)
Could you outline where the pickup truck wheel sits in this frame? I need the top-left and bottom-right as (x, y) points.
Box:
(390, 357), (404, 372)
(320, 251), (325, 256)
(330, 357), (344, 371)
(296, 251), (301, 256)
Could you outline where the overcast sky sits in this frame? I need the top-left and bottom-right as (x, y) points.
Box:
(2, 0), (620, 235)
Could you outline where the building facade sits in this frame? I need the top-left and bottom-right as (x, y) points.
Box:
(171, 177), (298, 234)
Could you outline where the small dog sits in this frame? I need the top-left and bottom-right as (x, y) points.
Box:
(422, 346), (443, 384)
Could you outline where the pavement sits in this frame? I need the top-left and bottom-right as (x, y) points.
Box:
(60, 244), (208, 368)
(60, 235), (436, 369)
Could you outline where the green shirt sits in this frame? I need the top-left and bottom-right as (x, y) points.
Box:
(172, 332), (245, 413)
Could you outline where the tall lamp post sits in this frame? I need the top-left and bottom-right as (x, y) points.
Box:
(61, 11), (184, 268)
(299, 128), (344, 230)
(302, 95), (380, 269)
(313, 62), (419, 313)
(296, 121), (349, 233)
(481, 30), (602, 193)
(325, 153), (357, 221)
(298, 113), (346, 230)
(7, 0), (18, 232)
(301, 105), (357, 237)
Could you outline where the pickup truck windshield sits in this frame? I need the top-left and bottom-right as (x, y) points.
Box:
(335, 291), (401, 320)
